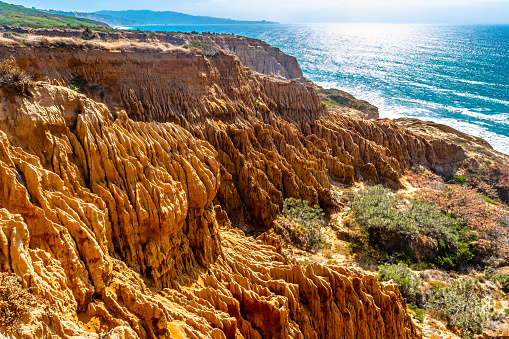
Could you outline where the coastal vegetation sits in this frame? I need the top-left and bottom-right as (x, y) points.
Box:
(0, 2), (107, 28)
(321, 99), (338, 106)
(273, 198), (328, 251)
(182, 41), (209, 50)
(348, 185), (476, 271)
(0, 57), (31, 94)
(425, 279), (494, 338)
(0, 273), (53, 332)
(378, 263), (422, 304)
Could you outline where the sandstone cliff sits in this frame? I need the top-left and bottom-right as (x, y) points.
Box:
(2, 29), (492, 338)
(0, 37), (466, 229)
(0, 82), (420, 339)
(3, 27), (303, 82)
(186, 34), (304, 80)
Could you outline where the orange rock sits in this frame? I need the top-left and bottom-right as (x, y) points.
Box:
(0, 81), (421, 338)
(0, 42), (466, 229)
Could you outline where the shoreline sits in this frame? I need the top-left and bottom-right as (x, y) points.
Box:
(130, 23), (509, 155)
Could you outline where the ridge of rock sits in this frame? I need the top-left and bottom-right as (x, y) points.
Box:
(0, 83), (420, 338)
(0, 43), (466, 228)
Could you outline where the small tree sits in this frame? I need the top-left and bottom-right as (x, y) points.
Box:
(425, 279), (493, 338)
(274, 198), (326, 251)
(378, 263), (422, 305)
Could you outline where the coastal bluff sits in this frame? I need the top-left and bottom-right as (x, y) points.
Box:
(0, 29), (491, 338)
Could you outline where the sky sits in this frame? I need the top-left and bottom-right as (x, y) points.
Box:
(8, 0), (509, 23)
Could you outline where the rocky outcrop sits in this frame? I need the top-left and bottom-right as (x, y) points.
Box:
(317, 87), (379, 119)
(0, 83), (420, 338)
(189, 34), (305, 80)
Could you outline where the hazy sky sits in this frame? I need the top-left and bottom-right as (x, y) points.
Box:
(10, 0), (509, 23)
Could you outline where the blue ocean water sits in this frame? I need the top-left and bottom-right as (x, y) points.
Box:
(131, 24), (509, 155)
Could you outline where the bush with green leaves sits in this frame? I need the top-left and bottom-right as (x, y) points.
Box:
(182, 41), (217, 56)
(407, 303), (424, 322)
(425, 279), (493, 338)
(378, 263), (422, 305)
(183, 41), (209, 50)
(484, 267), (509, 293)
(348, 185), (475, 270)
(80, 26), (97, 40)
(274, 198), (326, 252)
(453, 174), (466, 183)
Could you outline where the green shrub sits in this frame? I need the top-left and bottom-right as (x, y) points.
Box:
(484, 267), (509, 293)
(80, 26), (97, 40)
(425, 279), (493, 338)
(321, 99), (338, 106)
(0, 57), (32, 94)
(348, 185), (475, 270)
(274, 198), (326, 252)
(407, 303), (424, 322)
(378, 263), (421, 305)
(69, 77), (86, 93)
(453, 174), (466, 183)
(183, 41), (209, 50)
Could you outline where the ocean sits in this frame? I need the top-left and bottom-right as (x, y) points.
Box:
(130, 24), (509, 155)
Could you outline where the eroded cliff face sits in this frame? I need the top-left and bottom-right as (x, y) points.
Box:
(0, 83), (420, 339)
(3, 27), (304, 82)
(187, 34), (305, 80)
(0, 42), (465, 228)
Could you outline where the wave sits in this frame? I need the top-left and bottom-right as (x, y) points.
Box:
(453, 92), (509, 106)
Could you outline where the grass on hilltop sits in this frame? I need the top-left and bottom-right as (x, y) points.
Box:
(0, 1), (108, 29)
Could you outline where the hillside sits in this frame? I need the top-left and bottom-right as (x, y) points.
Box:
(47, 10), (137, 27)
(0, 1), (109, 28)
(91, 9), (276, 26)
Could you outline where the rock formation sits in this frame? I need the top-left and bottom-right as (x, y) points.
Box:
(0, 40), (466, 228)
(0, 82), (420, 338)
(2, 27), (303, 82)
(188, 34), (305, 80)
(0, 31), (484, 338)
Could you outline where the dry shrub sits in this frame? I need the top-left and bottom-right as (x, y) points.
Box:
(418, 185), (506, 234)
(404, 166), (444, 190)
(491, 163), (509, 203)
(37, 36), (51, 47)
(418, 184), (509, 264)
(0, 273), (50, 332)
(0, 57), (32, 95)
(465, 175), (500, 202)
(460, 160), (509, 205)
(2, 32), (27, 44)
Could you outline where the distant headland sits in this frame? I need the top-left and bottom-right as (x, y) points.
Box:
(47, 9), (278, 28)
